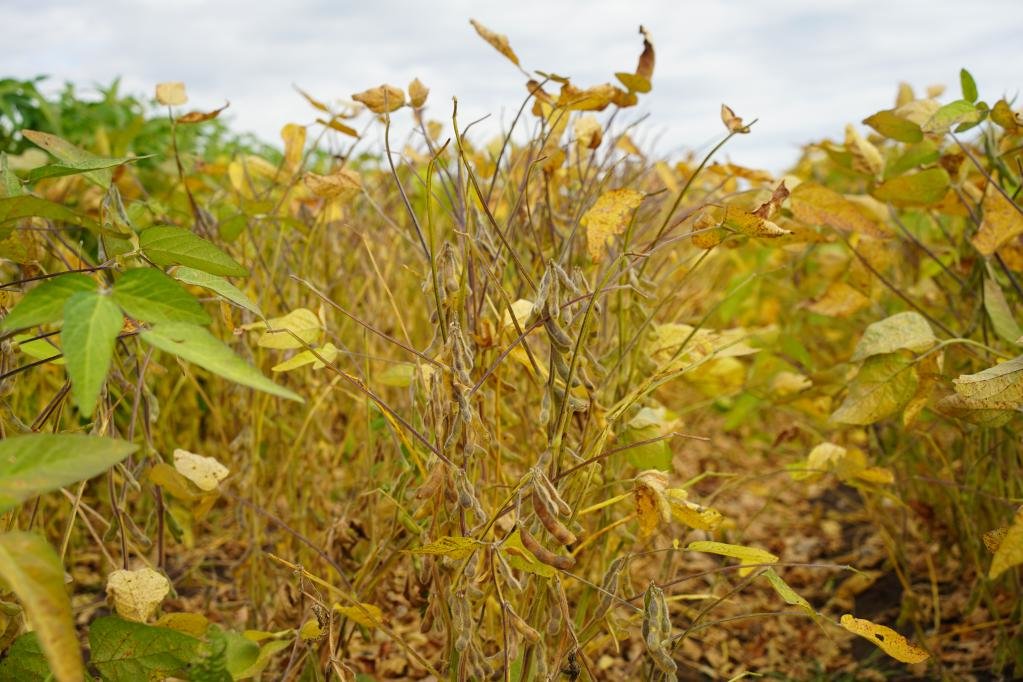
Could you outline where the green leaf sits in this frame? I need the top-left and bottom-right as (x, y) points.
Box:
(231, 637), (292, 680)
(871, 167), (950, 206)
(0, 273), (97, 331)
(623, 407), (673, 470)
(953, 355), (1023, 407)
(172, 266), (262, 317)
(1, 153), (24, 198)
(984, 268), (1023, 346)
(21, 154), (152, 185)
(850, 311), (937, 361)
(89, 615), (201, 682)
(0, 433), (138, 513)
(922, 99), (981, 133)
(960, 68), (978, 103)
(0, 195), (102, 232)
(862, 110), (923, 143)
(832, 352), (919, 425)
(61, 291), (124, 418)
(0, 633), (50, 681)
(221, 630), (260, 679)
(140, 322), (302, 402)
(22, 129), (116, 188)
(0, 533), (84, 682)
(885, 140), (940, 180)
(139, 226), (248, 277)
(112, 268), (210, 325)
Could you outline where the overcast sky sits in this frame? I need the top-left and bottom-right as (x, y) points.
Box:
(7, 0), (1021, 170)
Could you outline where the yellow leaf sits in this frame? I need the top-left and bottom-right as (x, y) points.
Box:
(281, 124), (306, 173)
(844, 124), (883, 177)
(983, 526), (1009, 553)
(173, 449), (229, 492)
(770, 371), (812, 398)
(990, 507), (1023, 579)
(155, 82), (187, 106)
(581, 188), (644, 261)
(352, 84), (405, 114)
(666, 490), (722, 531)
(806, 281), (870, 318)
(721, 104), (750, 134)
(316, 117), (359, 137)
(299, 618), (322, 641)
(686, 540), (778, 577)
(721, 205), (790, 238)
(303, 169), (362, 201)
(469, 19), (520, 66)
(953, 355), (1023, 407)
(105, 568), (171, 622)
(155, 612), (209, 637)
(762, 568), (815, 617)
(839, 614), (929, 664)
(407, 535), (480, 560)
(790, 182), (890, 239)
(851, 312), (937, 361)
(408, 78), (429, 108)
(991, 99), (1023, 134)
(250, 308), (323, 349)
(832, 352), (919, 425)
(334, 602), (383, 628)
(573, 115), (603, 150)
(634, 470), (670, 538)
(616, 26), (654, 93)
(971, 185), (1023, 256)
(271, 343), (339, 373)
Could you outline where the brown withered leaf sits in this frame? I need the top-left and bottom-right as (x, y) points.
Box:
(176, 101), (230, 125)
(408, 78), (429, 108)
(352, 84), (406, 114)
(721, 104), (750, 134)
(753, 181), (789, 219)
(469, 19), (520, 67)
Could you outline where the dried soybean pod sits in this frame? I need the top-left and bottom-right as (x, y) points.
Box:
(532, 490), (577, 546)
(544, 316), (573, 353)
(504, 601), (541, 644)
(494, 549), (523, 592)
(594, 556), (627, 620)
(642, 583), (677, 675)
(518, 525), (576, 570)
(534, 468), (571, 516)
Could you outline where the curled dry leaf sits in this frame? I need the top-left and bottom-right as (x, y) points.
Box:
(173, 449), (229, 492)
(155, 82), (187, 106)
(106, 568), (171, 622)
(177, 102), (230, 125)
(304, 168), (363, 201)
(616, 25), (655, 93)
(469, 19), (520, 67)
(721, 104), (750, 134)
(839, 614), (930, 664)
(573, 115), (603, 150)
(408, 78), (429, 108)
(352, 84), (406, 114)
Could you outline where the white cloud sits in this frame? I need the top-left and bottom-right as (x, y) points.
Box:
(7, 0), (1020, 170)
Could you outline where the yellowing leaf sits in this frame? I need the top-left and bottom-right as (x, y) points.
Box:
(500, 530), (556, 578)
(334, 602), (383, 628)
(155, 82), (187, 106)
(105, 568), (171, 622)
(721, 104), (750, 134)
(280, 123), (306, 175)
(971, 185), (1023, 256)
(984, 268), (1023, 345)
(991, 99), (1022, 135)
(862, 110), (923, 143)
(851, 312), (937, 361)
(790, 182), (890, 238)
(953, 355), (1023, 407)
(408, 535), (480, 560)
(582, 189), (644, 261)
(272, 343), (339, 372)
(155, 612), (209, 637)
(303, 169), (362, 202)
(686, 541), (778, 577)
(763, 568), (815, 616)
(770, 371), (812, 398)
(845, 124), (883, 177)
(666, 490), (722, 531)
(922, 99), (981, 133)
(634, 470), (670, 537)
(832, 352), (919, 425)
(721, 205), (791, 238)
(408, 78), (429, 108)
(872, 168), (950, 206)
(806, 281), (870, 318)
(983, 526), (1009, 553)
(173, 449), (229, 492)
(989, 508), (1023, 579)
(469, 19), (520, 67)
(352, 85), (405, 114)
(573, 115), (603, 150)
(299, 618), (322, 641)
(839, 614), (929, 664)
(249, 308), (323, 349)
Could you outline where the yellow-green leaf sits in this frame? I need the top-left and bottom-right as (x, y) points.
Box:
(407, 535), (480, 560)
(832, 352), (919, 425)
(790, 182), (890, 238)
(871, 168), (950, 206)
(851, 311), (937, 361)
(953, 355), (1023, 407)
(582, 189), (644, 261)
(334, 602), (383, 628)
(686, 540), (778, 577)
(862, 110), (923, 143)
